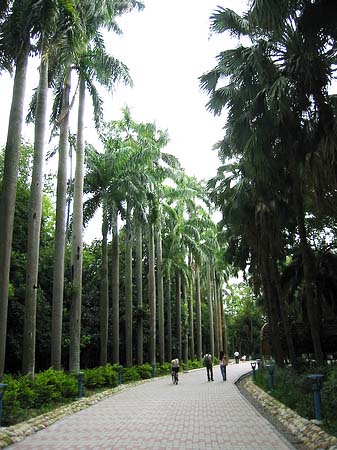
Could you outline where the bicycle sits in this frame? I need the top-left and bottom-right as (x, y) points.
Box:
(171, 368), (179, 385)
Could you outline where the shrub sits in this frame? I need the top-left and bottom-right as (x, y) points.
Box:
(122, 367), (141, 383)
(156, 362), (171, 376)
(34, 368), (77, 405)
(188, 359), (202, 369)
(83, 368), (106, 388)
(136, 363), (152, 379)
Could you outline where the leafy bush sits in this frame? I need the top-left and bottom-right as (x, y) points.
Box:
(34, 368), (77, 405)
(2, 374), (36, 425)
(136, 363), (152, 379)
(83, 368), (106, 388)
(156, 362), (171, 375)
(188, 359), (202, 369)
(122, 367), (141, 383)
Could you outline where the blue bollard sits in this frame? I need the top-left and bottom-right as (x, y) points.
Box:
(250, 362), (257, 381)
(0, 384), (7, 427)
(77, 372), (84, 400)
(118, 366), (123, 385)
(151, 362), (156, 378)
(307, 374), (324, 423)
(266, 363), (275, 391)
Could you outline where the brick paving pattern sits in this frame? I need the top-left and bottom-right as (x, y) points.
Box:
(7, 362), (295, 449)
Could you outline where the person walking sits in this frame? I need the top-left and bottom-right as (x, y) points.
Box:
(203, 352), (213, 381)
(219, 350), (228, 381)
(234, 350), (240, 364)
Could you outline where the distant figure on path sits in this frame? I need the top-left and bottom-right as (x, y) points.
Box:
(219, 350), (228, 381)
(234, 350), (240, 364)
(203, 352), (213, 381)
(171, 358), (180, 384)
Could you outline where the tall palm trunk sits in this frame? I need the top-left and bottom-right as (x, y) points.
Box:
(269, 253), (297, 368)
(195, 264), (202, 362)
(99, 201), (109, 366)
(213, 270), (219, 359)
(135, 223), (143, 365)
(111, 209), (119, 363)
(125, 207), (133, 367)
(51, 69), (71, 370)
(188, 278), (195, 359)
(148, 223), (156, 365)
(261, 255), (284, 365)
(217, 280), (223, 354)
(206, 261), (214, 357)
(182, 281), (188, 364)
(156, 226), (164, 364)
(69, 75), (85, 372)
(293, 177), (324, 366)
(175, 271), (182, 361)
(0, 46), (29, 378)
(165, 277), (172, 362)
(22, 51), (48, 376)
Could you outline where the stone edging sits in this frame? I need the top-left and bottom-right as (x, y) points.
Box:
(242, 377), (337, 450)
(0, 379), (152, 449)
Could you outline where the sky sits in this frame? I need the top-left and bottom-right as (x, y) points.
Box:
(0, 0), (247, 181)
(0, 0), (247, 242)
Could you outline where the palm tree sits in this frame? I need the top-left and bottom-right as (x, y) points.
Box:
(0, 0), (34, 378)
(200, 4), (336, 366)
(22, 0), (76, 376)
(68, 0), (139, 372)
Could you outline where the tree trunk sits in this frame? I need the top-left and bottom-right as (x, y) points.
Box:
(125, 207), (133, 367)
(111, 209), (119, 363)
(293, 180), (324, 366)
(188, 278), (195, 360)
(99, 201), (109, 366)
(269, 254), (297, 368)
(0, 47), (29, 378)
(195, 264), (202, 362)
(207, 261), (214, 358)
(22, 51), (48, 376)
(135, 223), (143, 365)
(175, 271), (182, 361)
(148, 224), (156, 365)
(156, 226), (164, 364)
(51, 68), (71, 370)
(262, 255), (284, 366)
(166, 277), (172, 362)
(69, 75), (85, 373)
(182, 281), (188, 365)
(213, 270), (219, 359)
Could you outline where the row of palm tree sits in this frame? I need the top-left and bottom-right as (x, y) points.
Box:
(0, 1), (230, 377)
(201, 0), (337, 367)
(83, 107), (228, 368)
(0, 0), (143, 377)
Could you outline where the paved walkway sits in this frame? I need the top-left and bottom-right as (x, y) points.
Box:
(8, 362), (295, 450)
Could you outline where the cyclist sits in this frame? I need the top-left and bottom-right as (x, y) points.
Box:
(171, 358), (180, 384)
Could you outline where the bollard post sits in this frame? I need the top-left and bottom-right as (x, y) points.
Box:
(77, 372), (84, 400)
(266, 363), (275, 391)
(250, 362), (257, 381)
(118, 366), (123, 385)
(307, 374), (324, 423)
(0, 384), (7, 427)
(151, 362), (156, 378)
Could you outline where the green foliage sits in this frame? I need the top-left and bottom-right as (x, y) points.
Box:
(136, 363), (152, 379)
(33, 368), (77, 405)
(255, 365), (337, 436)
(188, 359), (202, 369)
(156, 362), (171, 375)
(122, 367), (141, 383)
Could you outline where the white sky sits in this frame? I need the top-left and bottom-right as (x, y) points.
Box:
(0, 1), (248, 242)
(0, 0), (247, 181)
